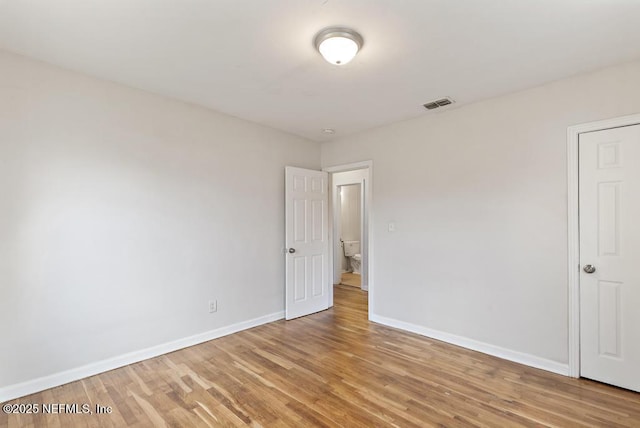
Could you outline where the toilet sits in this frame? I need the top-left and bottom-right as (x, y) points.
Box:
(342, 241), (361, 274)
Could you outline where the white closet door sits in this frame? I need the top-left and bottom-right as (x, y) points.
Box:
(579, 124), (640, 392)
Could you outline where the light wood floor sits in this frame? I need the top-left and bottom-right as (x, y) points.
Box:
(339, 272), (361, 288)
(2, 285), (640, 427)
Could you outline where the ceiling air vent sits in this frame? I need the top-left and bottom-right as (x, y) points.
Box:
(423, 97), (454, 110)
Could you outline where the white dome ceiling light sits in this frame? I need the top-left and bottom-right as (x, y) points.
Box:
(314, 27), (363, 66)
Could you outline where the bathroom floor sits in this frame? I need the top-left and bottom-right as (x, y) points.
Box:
(340, 272), (361, 288)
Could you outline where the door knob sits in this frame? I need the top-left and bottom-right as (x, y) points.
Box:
(583, 264), (596, 274)
(288, 248), (296, 254)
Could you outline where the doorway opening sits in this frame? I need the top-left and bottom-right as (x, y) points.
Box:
(337, 183), (362, 289)
(324, 161), (372, 318)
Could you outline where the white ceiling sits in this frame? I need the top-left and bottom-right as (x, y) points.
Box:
(1, 1), (640, 142)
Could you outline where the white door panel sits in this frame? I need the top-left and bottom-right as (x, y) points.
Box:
(579, 124), (640, 392)
(285, 167), (329, 320)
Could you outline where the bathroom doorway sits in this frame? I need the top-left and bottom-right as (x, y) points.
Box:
(325, 162), (372, 315)
(338, 183), (362, 289)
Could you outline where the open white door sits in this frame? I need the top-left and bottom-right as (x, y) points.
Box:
(579, 124), (640, 392)
(285, 166), (329, 320)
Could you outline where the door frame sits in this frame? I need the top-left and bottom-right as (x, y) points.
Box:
(323, 160), (373, 318)
(567, 112), (640, 378)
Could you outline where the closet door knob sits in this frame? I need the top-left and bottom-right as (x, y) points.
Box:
(288, 248), (296, 254)
(583, 264), (596, 274)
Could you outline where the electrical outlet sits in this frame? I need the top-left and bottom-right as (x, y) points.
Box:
(209, 299), (217, 313)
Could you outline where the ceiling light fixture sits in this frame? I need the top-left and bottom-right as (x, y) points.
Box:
(314, 27), (363, 65)
(322, 128), (336, 134)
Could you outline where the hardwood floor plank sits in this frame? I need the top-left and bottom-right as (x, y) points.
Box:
(2, 284), (640, 427)
(339, 272), (361, 288)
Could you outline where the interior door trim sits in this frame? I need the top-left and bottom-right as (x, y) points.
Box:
(567, 113), (640, 378)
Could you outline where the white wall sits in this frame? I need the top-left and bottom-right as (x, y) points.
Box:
(0, 51), (320, 398)
(339, 184), (361, 271)
(322, 59), (640, 370)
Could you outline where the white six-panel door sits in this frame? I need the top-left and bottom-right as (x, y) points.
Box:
(285, 167), (329, 320)
(579, 124), (640, 392)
